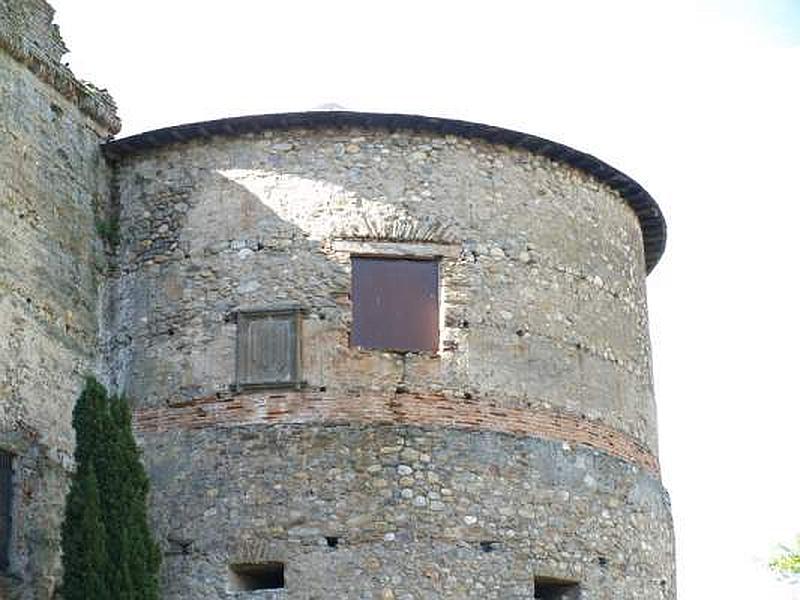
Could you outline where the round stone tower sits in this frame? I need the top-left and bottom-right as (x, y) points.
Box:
(103, 112), (673, 599)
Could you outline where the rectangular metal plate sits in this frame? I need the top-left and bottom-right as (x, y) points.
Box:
(351, 257), (439, 352)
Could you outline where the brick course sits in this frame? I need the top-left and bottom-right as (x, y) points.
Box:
(135, 391), (660, 475)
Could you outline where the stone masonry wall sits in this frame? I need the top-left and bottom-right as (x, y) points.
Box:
(144, 424), (674, 599)
(0, 1), (118, 596)
(108, 128), (657, 454)
(106, 127), (673, 598)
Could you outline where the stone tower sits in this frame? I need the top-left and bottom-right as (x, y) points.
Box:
(1, 1), (119, 597)
(1, 3), (674, 599)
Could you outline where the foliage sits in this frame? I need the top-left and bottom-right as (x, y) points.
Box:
(61, 463), (108, 600)
(770, 537), (800, 575)
(96, 216), (120, 247)
(61, 377), (161, 600)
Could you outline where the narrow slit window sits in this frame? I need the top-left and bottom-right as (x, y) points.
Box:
(228, 562), (285, 591)
(234, 308), (304, 390)
(351, 257), (439, 352)
(0, 450), (12, 571)
(534, 576), (581, 600)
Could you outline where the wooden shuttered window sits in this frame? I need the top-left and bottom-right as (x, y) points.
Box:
(351, 257), (440, 352)
(0, 451), (11, 571)
(235, 308), (304, 390)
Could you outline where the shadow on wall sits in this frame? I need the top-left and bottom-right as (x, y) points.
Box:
(106, 155), (465, 408)
(104, 136), (656, 454)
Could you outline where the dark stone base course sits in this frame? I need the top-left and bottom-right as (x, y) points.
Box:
(141, 424), (674, 599)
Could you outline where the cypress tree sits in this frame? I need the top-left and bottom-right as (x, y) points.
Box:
(62, 463), (108, 600)
(62, 377), (109, 600)
(109, 392), (161, 600)
(70, 376), (109, 468)
(61, 377), (161, 599)
(100, 392), (134, 600)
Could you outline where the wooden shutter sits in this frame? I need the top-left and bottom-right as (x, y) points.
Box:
(351, 257), (439, 352)
(235, 309), (303, 389)
(0, 451), (11, 570)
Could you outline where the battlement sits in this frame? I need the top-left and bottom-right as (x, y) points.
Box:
(0, 0), (119, 133)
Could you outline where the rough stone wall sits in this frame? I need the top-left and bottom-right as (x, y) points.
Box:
(106, 128), (673, 598)
(108, 129), (657, 454)
(0, 1), (118, 596)
(145, 425), (674, 600)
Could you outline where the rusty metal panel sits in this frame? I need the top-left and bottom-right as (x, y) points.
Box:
(351, 257), (439, 352)
(235, 310), (300, 389)
(0, 451), (11, 570)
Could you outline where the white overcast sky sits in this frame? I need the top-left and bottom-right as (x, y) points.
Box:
(48, 1), (800, 597)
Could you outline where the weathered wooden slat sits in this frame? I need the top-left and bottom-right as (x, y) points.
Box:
(236, 310), (300, 389)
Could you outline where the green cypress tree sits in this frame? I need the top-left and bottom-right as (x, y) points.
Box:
(109, 392), (161, 600)
(98, 391), (132, 600)
(61, 377), (161, 599)
(62, 377), (110, 600)
(70, 376), (109, 468)
(61, 463), (109, 600)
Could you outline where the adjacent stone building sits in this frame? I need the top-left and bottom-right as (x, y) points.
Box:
(1, 1), (673, 598)
(1, 1), (119, 597)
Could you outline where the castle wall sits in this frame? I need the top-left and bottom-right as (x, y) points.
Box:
(148, 425), (673, 599)
(109, 130), (657, 452)
(0, 1), (118, 596)
(107, 128), (674, 598)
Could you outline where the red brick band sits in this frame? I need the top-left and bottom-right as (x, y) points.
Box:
(134, 391), (659, 476)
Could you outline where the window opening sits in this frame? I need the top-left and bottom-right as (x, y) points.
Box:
(0, 451), (12, 571)
(228, 562), (285, 591)
(351, 257), (439, 352)
(534, 576), (581, 600)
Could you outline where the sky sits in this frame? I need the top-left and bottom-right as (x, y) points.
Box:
(47, 1), (800, 597)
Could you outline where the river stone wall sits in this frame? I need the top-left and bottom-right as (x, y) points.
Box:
(0, 0), (117, 596)
(146, 424), (674, 600)
(108, 128), (657, 453)
(106, 127), (674, 598)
